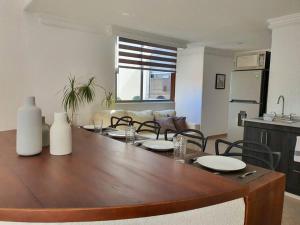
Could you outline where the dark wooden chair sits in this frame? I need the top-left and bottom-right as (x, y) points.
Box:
(110, 116), (133, 129)
(132, 121), (161, 140)
(165, 129), (208, 152)
(215, 139), (281, 170)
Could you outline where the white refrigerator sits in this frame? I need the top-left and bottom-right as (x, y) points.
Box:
(227, 70), (269, 141)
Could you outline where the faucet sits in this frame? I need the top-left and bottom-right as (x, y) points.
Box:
(277, 95), (285, 117)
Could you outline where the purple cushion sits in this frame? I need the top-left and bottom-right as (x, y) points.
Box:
(156, 117), (176, 134)
(173, 117), (188, 131)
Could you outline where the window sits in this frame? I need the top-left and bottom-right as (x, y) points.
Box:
(116, 37), (177, 102)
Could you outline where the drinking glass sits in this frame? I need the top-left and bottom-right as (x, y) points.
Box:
(173, 135), (187, 163)
(126, 125), (136, 144)
(93, 119), (103, 134)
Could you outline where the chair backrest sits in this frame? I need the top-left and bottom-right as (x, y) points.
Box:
(165, 129), (208, 152)
(164, 128), (177, 141)
(215, 139), (281, 170)
(110, 116), (133, 128)
(133, 121), (161, 140)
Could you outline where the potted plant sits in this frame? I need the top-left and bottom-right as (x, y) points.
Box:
(62, 76), (96, 124)
(99, 86), (115, 109)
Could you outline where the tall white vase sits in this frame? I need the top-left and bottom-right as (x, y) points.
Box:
(50, 112), (72, 156)
(17, 96), (42, 156)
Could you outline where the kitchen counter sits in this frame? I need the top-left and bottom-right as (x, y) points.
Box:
(0, 128), (247, 223)
(245, 117), (300, 129)
(0, 128), (285, 225)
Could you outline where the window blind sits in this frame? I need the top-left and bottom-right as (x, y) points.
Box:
(117, 37), (177, 72)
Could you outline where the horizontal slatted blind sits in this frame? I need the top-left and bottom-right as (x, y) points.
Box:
(118, 37), (177, 72)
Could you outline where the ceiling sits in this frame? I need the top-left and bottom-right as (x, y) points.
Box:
(26, 0), (300, 50)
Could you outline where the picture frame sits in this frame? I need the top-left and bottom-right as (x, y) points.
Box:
(215, 74), (226, 89)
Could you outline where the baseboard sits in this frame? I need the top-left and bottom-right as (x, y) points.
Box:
(285, 191), (300, 200)
(207, 133), (227, 139)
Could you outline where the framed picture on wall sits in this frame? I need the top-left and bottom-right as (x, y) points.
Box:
(215, 74), (226, 89)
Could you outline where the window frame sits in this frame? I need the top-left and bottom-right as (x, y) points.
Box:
(115, 37), (176, 103)
(115, 68), (176, 103)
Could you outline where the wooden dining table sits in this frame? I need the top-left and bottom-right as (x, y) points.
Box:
(0, 127), (285, 225)
(103, 128), (286, 225)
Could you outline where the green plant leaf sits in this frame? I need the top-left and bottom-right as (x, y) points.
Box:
(78, 76), (96, 104)
(62, 76), (82, 122)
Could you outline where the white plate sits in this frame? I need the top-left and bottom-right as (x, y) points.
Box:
(108, 130), (127, 138)
(142, 140), (174, 151)
(196, 155), (246, 172)
(82, 125), (95, 130)
(83, 125), (108, 130)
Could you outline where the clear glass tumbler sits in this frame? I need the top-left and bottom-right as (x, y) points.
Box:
(93, 119), (103, 134)
(173, 135), (187, 163)
(126, 125), (136, 144)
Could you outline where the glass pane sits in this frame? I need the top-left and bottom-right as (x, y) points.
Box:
(143, 71), (171, 101)
(117, 68), (141, 101)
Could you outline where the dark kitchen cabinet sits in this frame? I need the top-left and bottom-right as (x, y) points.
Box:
(287, 159), (300, 195)
(286, 133), (300, 195)
(243, 124), (289, 172)
(244, 120), (300, 195)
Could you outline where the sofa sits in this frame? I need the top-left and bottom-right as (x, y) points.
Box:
(93, 109), (199, 140)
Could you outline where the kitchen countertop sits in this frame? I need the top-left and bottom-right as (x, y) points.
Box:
(0, 128), (247, 222)
(244, 117), (300, 128)
(0, 128), (285, 225)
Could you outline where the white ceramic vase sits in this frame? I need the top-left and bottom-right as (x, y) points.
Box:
(17, 96), (42, 156)
(50, 112), (72, 156)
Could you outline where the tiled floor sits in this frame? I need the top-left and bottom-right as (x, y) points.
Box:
(206, 136), (300, 225)
(283, 195), (300, 225)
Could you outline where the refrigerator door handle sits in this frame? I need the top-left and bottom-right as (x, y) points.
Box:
(230, 99), (260, 104)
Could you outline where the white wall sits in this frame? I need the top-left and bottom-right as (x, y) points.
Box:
(267, 18), (300, 115)
(201, 48), (233, 136)
(175, 45), (233, 135)
(175, 45), (205, 124)
(0, 0), (28, 131)
(0, 0), (174, 131)
(0, 0), (115, 131)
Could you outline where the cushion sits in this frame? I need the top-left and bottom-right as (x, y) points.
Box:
(126, 110), (154, 122)
(92, 110), (111, 128)
(156, 117), (176, 134)
(153, 110), (176, 120)
(126, 110), (154, 128)
(110, 110), (127, 118)
(109, 110), (127, 129)
(173, 117), (188, 131)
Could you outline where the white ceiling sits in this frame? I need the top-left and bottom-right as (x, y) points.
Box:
(26, 0), (300, 50)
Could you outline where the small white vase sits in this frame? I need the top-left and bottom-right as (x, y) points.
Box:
(50, 112), (72, 156)
(17, 96), (42, 156)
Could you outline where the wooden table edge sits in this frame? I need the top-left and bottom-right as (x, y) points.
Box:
(244, 172), (286, 225)
(0, 128), (280, 223)
(0, 190), (246, 222)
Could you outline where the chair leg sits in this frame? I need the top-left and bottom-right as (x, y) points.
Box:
(202, 137), (208, 152)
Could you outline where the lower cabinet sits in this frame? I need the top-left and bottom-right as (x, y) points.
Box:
(243, 125), (289, 173)
(287, 160), (300, 195)
(244, 121), (300, 195)
(286, 134), (300, 195)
